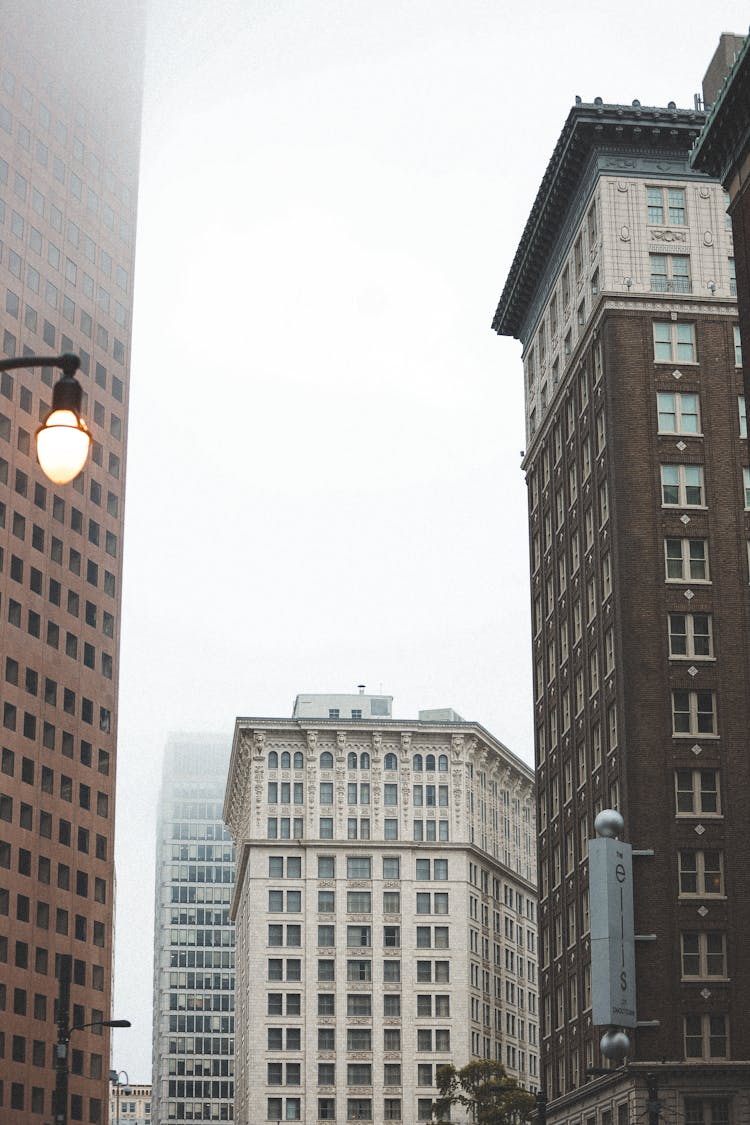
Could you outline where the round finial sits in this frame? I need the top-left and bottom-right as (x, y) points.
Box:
(668, 101), (677, 110)
(594, 808), (625, 838)
(632, 99), (641, 108)
(594, 96), (603, 106)
(600, 1028), (630, 1059)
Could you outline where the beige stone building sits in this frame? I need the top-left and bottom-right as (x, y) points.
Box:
(223, 693), (537, 1124)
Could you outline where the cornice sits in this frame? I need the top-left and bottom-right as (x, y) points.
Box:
(492, 101), (707, 342)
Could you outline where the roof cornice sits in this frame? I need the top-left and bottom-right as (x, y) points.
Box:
(492, 101), (707, 341)
(691, 30), (750, 182)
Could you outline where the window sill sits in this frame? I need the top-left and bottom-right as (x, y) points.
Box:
(672, 732), (719, 740)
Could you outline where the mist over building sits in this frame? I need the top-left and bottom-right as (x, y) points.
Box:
(151, 735), (235, 1125)
(0, 2), (144, 1121)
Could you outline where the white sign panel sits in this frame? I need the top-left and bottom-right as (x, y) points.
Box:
(589, 837), (636, 1027)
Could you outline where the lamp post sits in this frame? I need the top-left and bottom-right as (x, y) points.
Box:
(53, 955), (131, 1125)
(0, 352), (91, 483)
(110, 1069), (131, 1125)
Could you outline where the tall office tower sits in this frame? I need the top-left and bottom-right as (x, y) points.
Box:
(151, 735), (235, 1125)
(223, 692), (538, 1125)
(0, 4), (143, 1122)
(493, 97), (750, 1121)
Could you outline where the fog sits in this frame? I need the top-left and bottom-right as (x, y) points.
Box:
(111, 0), (749, 1081)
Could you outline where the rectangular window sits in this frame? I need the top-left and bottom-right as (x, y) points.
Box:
(739, 395), (746, 438)
(678, 849), (723, 896)
(665, 539), (709, 582)
(668, 613), (712, 658)
(672, 690), (716, 736)
(653, 321), (696, 363)
(647, 186), (685, 225)
(681, 932), (726, 978)
(657, 391), (700, 434)
(675, 769), (720, 815)
(661, 464), (704, 507)
(684, 1014), (728, 1059)
(734, 324), (743, 367)
(650, 253), (691, 293)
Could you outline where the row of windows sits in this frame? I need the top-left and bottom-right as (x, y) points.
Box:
(268, 816), (450, 841)
(268, 923), (450, 952)
(0, 491), (119, 584)
(268, 750), (449, 771)
(0, 795), (109, 854)
(0, 548), (117, 639)
(1, 733), (109, 774)
(0, 121), (133, 244)
(267, 957), (450, 985)
(267, 1057), (449, 1086)
(0, 68), (133, 208)
(266, 1096), (442, 1121)
(268, 889), (447, 915)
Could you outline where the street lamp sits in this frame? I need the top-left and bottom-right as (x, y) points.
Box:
(110, 1069), (131, 1125)
(0, 352), (91, 483)
(53, 955), (130, 1125)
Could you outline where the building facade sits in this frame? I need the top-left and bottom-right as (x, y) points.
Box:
(223, 694), (538, 1125)
(109, 1079), (152, 1125)
(151, 735), (235, 1125)
(0, 4), (143, 1122)
(493, 98), (750, 1119)
(691, 32), (750, 404)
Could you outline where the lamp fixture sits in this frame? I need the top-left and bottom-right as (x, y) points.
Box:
(0, 352), (90, 483)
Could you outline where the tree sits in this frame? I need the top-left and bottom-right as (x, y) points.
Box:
(432, 1060), (536, 1125)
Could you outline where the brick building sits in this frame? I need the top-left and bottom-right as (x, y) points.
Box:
(223, 693), (537, 1124)
(493, 96), (750, 1121)
(691, 32), (750, 402)
(0, 3), (143, 1121)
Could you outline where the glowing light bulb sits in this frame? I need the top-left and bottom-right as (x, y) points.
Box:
(36, 408), (91, 484)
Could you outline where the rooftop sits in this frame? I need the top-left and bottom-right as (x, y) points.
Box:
(492, 99), (706, 342)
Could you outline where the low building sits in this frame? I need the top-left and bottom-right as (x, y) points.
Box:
(109, 1080), (152, 1124)
(224, 693), (538, 1124)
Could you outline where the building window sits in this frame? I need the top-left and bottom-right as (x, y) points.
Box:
(653, 321), (696, 363)
(660, 464), (704, 507)
(684, 1014), (728, 1059)
(685, 1099), (730, 1125)
(734, 324), (742, 367)
(671, 690), (716, 736)
(729, 257), (737, 296)
(675, 769), (720, 816)
(650, 253), (691, 293)
(738, 396), (746, 438)
(678, 849), (723, 896)
(647, 186), (686, 225)
(681, 932), (726, 978)
(665, 538), (709, 582)
(657, 391), (700, 434)
(668, 613), (712, 658)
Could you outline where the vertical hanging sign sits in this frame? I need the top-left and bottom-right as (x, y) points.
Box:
(589, 837), (636, 1027)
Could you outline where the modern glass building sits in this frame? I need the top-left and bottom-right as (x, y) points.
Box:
(151, 735), (235, 1125)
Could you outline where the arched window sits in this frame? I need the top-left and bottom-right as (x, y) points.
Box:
(268, 751), (278, 769)
(320, 752), (334, 770)
(426, 754), (436, 772)
(281, 751), (291, 769)
(438, 754), (448, 772)
(384, 753), (397, 770)
(413, 754), (423, 772)
(293, 751), (304, 770)
(348, 752), (358, 769)
(360, 752), (370, 770)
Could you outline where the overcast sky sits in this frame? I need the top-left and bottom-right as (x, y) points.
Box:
(111, 0), (749, 1081)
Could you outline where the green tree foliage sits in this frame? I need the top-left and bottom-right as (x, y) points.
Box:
(433, 1060), (536, 1125)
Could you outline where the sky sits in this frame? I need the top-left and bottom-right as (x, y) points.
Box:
(112, 0), (749, 1082)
